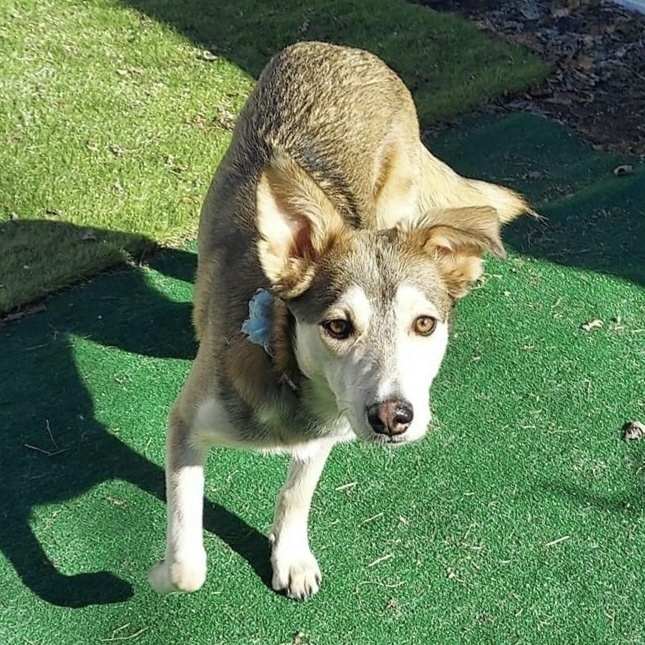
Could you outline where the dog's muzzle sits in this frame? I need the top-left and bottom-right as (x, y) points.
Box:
(366, 399), (414, 437)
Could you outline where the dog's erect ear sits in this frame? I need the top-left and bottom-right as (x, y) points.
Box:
(256, 154), (345, 298)
(405, 206), (506, 299)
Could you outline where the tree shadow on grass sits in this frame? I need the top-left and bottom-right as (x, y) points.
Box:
(0, 221), (271, 608)
(115, 0), (466, 100)
(115, 0), (547, 123)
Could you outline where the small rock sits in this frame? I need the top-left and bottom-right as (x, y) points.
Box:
(551, 7), (571, 19)
(518, 0), (540, 20)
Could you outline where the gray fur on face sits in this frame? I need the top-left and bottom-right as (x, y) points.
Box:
(288, 228), (453, 325)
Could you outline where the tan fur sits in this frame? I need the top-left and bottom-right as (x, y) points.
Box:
(150, 42), (532, 601)
(256, 154), (346, 298)
(417, 147), (534, 224)
(192, 42), (533, 343)
(406, 206), (506, 298)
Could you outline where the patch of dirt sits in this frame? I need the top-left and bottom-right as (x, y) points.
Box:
(416, 0), (645, 154)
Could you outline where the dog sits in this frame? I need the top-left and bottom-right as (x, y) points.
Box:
(149, 41), (531, 601)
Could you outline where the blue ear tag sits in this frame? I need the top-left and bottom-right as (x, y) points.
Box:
(241, 289), (274, 355)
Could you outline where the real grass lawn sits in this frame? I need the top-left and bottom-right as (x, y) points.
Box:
(0, 0), (547, 313)
(1, 112), (644, 644)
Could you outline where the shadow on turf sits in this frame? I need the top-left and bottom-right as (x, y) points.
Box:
(0, 222), (272, 608)
(504, 169), (645, 286)
(543, 444), (645, 514)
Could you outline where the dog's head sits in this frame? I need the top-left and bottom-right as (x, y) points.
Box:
(256, 154), (507, 444)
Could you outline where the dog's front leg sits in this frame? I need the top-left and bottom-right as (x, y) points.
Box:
(270, 439), (334, 600)
(149, 407), (209, 594)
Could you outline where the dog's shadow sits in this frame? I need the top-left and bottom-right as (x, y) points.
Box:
(0, 221), (271, 608)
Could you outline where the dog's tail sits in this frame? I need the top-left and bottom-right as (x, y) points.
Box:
(462, 177), (537, 224)
(419, 146), (537, 224)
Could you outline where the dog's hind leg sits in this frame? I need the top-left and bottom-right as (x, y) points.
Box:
(270, 439), (335, 600)
(149, 405), (209, 594)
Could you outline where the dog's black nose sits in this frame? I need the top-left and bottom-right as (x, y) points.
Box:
(367, 400), (414, 436)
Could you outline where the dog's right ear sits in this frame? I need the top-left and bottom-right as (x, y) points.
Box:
(404, 206), (506, 299)
(256, 154), (345, 298)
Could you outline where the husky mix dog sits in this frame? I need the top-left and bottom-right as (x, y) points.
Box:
(149, 41), (531, 600)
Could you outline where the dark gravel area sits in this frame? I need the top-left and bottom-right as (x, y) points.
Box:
(416, 0), (645, 154)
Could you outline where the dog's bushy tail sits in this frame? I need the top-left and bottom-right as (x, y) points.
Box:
(419, 146), (537, 224)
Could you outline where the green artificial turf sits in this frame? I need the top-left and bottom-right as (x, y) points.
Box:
(0, 0), (547, 313)
(1, 112), (644, 644)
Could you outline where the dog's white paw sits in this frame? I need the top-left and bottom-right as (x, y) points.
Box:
(148, 552), (207, 594)
(271, 544), (322, 601)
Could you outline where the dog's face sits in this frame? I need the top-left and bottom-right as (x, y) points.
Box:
(256, 155), (506, 444)
(288, 233), (452, 443)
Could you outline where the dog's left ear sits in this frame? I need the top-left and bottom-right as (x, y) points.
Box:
(256, 154), (345, 298)
(405, 206), (506, 299)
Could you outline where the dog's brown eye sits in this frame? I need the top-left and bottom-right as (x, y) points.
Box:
(413, 316), (436, 336)
(322, 319), (353, 340)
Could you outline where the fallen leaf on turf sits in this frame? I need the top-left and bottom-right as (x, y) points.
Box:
(581, 319), (603, 331)
(80, 229), (98, 241)
(108, 143), (128, 156)
(292, 632), (307, 645)
(613, 164), (633, 176)
(199, 50), (218, 62)
(105, 496), (127, 507)
(214, 106), (237, 131)
(622, 421), (645, 442)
